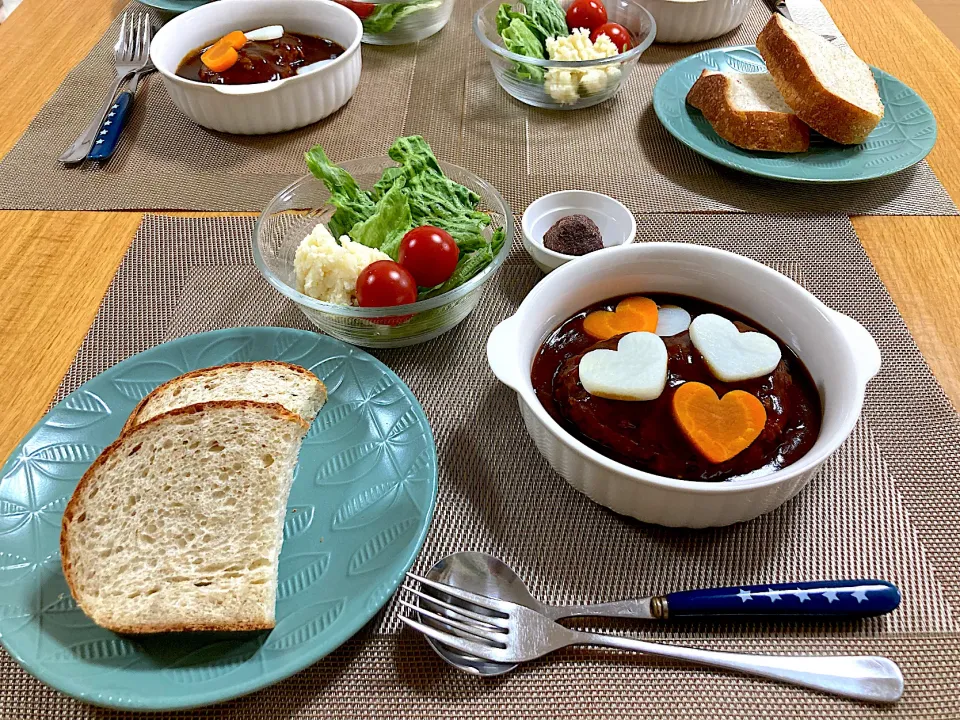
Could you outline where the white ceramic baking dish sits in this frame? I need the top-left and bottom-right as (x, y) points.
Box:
(487, 242), (880, 528)
(151, 0), (363, 135)
(646, 0), (753, 43)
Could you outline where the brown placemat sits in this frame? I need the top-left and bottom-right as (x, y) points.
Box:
(0, 0), (955, 215)
(1, 213), (958, 718)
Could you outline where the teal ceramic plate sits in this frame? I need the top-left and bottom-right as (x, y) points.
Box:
(0, 328), (437, 710)
(653, 46), (937, 183)
(140, 0), (207, 13)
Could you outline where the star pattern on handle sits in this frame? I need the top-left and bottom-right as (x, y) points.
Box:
(731, 587), (872, 604)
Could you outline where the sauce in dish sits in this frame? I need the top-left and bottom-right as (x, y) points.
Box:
(531, 294), (821, 482)
(177, 31), (346, 85)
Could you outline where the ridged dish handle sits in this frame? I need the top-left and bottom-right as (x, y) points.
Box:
(487, 316), (521, 390)
(831, 310), (881, 384)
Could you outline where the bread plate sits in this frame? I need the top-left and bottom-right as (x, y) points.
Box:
(653, 46), (937, 183)
(0, 327), (437, 710)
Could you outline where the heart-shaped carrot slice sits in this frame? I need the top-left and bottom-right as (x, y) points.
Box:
(583, 296), (658, 340)
(671, 382), (767, 464)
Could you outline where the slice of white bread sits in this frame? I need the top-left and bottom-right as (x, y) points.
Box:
(686, 70), (810, 153)
(123, 361), (326, 433)
(61, 401), (309, 633)
(757, 14), (883, 145)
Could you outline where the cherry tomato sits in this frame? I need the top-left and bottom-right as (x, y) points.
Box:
(590, 22), (632, 52)
(334, 0), (376, 19)
(398, 226), (460, 288)
(356, 260), (418, 308)
(566, 0), (608, 33)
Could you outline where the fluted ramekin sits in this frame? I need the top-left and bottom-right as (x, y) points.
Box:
(151, 0), (362, 135)
(646, 0), (752, 43)
(487, 243), (881, 528)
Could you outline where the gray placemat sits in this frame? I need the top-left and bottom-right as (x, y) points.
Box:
(0, 0), (954, 215)
(1, 212), (958, 718)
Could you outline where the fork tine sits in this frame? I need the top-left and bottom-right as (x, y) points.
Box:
(115, 13), (128, 60)
(399, 615), (509, 662)
(134, 14), (144, 62)
(406, 573), (511, 616)
(138, 13), (152, 62)
(398, 600), (506, 645)
(142, 13), (154, 57)
(402, 585), (510, 628)
(125, 13), (138, 63)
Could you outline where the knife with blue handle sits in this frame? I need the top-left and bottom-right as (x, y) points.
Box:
(656, 580), (900, 619)
(88, 66), (153, 162)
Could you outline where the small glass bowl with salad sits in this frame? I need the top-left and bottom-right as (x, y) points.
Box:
(333, 0), (455, 44)
(475, 0), (656, 109)
(253, 136), (513, 348)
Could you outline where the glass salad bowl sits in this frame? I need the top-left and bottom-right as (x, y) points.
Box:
(253, 157), (513, 348)
(333, 0), (455, 44)
(474, 0), (656, 109)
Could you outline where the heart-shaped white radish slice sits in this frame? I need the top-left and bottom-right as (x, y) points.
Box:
(689, 313), (782, 382)
(656, 305), (691, 337)
(297, 59), (336, 75)
(245, 25), (284, 41)
(579, 332), (668, 401)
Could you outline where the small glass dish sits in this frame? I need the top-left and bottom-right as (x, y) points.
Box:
(474, 0), (656, 109)
(334, 0), (456, 45)
(253, 157), (513, 348)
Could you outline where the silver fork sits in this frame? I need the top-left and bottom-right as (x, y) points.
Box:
(59, 12), (153, 164)
(400, 574), (904, 703)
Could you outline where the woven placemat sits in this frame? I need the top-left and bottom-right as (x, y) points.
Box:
(0, 213), (958, 718)
(0, 0), (955, 215)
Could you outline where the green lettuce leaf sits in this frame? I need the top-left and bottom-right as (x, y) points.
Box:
(501, 17), (546, 82)
(372, 165), (405, 200)
(496, 3), (547, 44)
(491, 226), (506, 255)
(386, 135), (445, 177)
(525, 0), (567, 39)
(304, 145), (377, 238)
(347, 179), (413, 258)
(383, 136), (491, 249)
(362, 0), (442, 34)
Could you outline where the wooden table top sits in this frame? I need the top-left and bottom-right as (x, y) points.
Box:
(0, 0), (957, 460)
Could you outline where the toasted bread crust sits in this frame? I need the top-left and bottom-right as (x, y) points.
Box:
(757, 15), (882, 145)
(686, 70), (810, 153)
(122, 361), (325, 434)
(61, 399), (307, 633)
(96, 619), (276, 634)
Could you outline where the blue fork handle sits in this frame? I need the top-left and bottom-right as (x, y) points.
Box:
(662, 580), (900, 618)
(87, 91), (133, 161)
